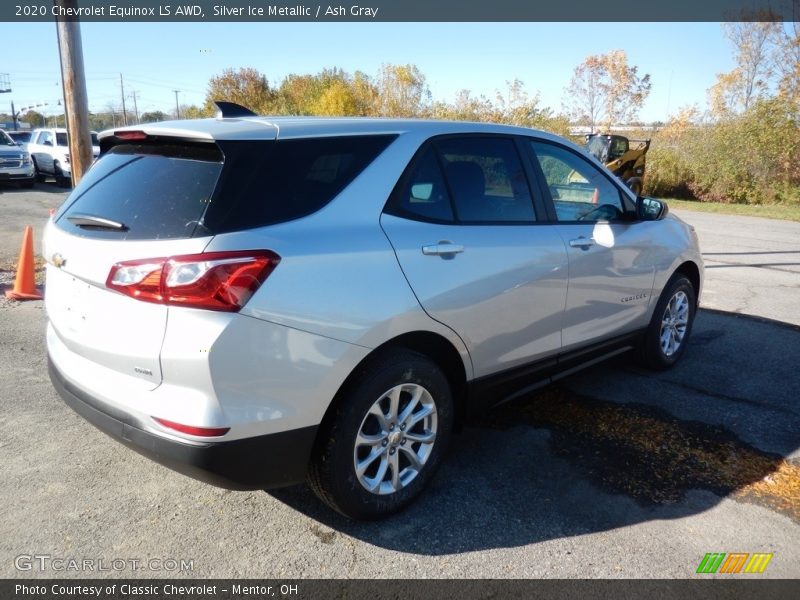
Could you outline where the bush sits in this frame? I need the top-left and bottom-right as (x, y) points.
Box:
(643, 146), (694, 198)
(644, 98), (800, 205)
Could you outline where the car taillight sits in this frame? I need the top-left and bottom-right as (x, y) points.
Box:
(114, 130), (148, 141)
(106, 250), (280, 312)
(152, 417), (229, 437)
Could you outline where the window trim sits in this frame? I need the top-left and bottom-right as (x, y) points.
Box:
(525, 137), (637, 224)
(384, 133), (542, 227)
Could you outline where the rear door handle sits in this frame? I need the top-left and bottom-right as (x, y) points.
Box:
(569, 237), (595, 249)
(422, 242), (465, 256)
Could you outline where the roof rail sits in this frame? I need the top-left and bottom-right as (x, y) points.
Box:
(214, 101), (257, 119)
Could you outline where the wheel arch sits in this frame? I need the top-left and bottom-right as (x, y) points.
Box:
(674, 260), (702, 306)
(317, 331), (470, 440)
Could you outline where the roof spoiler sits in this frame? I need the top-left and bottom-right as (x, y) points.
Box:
(214, 101), (257, 119)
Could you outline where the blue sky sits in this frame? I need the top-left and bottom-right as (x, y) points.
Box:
(4, 22), (735, 122)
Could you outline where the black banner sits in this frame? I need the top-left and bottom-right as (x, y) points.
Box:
(3, 0), (800, 23)
(3, 580), (800, 600)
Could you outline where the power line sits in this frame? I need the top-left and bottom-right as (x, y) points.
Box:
(125, 76), (205, 95)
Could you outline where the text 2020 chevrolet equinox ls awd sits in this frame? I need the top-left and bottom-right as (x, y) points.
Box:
(45, 104), (702, 519)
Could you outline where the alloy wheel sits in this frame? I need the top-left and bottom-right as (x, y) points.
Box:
(659, 290), (689, 357)
(353, 383), (437, 495)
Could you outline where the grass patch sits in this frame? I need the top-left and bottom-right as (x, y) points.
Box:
(664, 199), (800, 223)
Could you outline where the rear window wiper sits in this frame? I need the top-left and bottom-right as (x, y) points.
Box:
(67, 214), (128, 231)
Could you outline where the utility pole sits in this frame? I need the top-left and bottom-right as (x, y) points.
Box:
(173, 90), (180, 119)
(55, 0), (93, 186)
(131, 90), (139, 124)
(119, 73), (128, 126)
(0, 74), (15, 130)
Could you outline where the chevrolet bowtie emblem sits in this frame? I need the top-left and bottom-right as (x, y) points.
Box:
(52, 253), (67, 268)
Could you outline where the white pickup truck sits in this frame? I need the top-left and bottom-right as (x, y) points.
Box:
(28, 128), (99, 187)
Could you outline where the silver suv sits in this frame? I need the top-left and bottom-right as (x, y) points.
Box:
(0, 129), (35, 187)
(44, 106), (702, 519)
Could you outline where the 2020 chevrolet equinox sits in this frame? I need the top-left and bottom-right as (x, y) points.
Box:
(45, 104), (702, 519)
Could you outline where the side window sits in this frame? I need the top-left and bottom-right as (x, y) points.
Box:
(437, 137), (535, 223)
(531, 141), (625, 222)
(609, 137), (628, 160)
(40, 132), (52, 146)
(391, 146), (455, 223)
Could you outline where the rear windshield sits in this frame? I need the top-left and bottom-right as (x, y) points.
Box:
(9, 132), (32, 143)
(55, 135), (396, 241)
(55, 143), (224, 240)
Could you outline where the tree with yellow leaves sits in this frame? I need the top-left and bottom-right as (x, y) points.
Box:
(564, 50), (651, 132)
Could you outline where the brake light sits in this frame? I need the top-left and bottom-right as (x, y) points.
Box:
(153, 417), (229, 437)
(115, 130), (148, 141)
(106, 250), (280, 311)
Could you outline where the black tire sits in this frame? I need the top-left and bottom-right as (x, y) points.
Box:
(54, 161), (70, 188)
(638, 274), (696, 370)
(32, 158), (46, 183)
(308, 349), (454, 520)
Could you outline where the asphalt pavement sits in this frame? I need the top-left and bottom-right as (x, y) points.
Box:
(680, 210), (800, 327)
(0, 185), (798, 578)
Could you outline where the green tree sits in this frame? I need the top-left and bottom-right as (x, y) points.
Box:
(140, 110), (168, 123)
(20, 110), (45, 128)
(181, 105), (210, 119)
(690, 97), (799, 204)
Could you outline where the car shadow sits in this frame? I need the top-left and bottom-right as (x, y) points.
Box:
(267, 308), (800, 554)
(0, 182), (70, 194)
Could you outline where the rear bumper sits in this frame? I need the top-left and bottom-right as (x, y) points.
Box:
(48, 356), (318, 491)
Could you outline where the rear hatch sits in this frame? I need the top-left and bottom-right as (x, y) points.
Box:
(45, 126), (397, 388)
(44, 138), (227, 388)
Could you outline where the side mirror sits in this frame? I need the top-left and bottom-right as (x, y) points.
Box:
(636, 197), (668, 221)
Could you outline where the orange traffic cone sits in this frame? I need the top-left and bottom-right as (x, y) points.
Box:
(5, 225), (43, 301)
